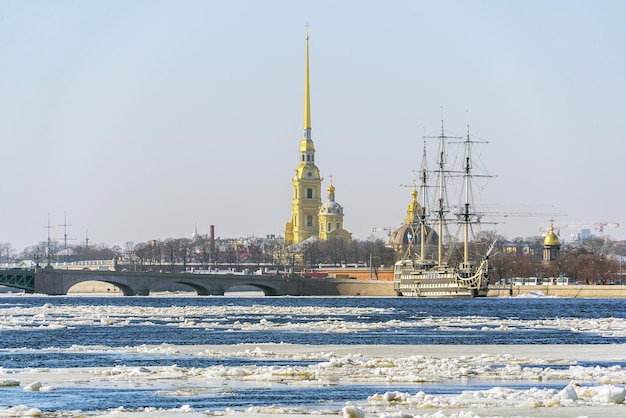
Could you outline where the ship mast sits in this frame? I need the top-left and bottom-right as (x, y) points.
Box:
(434, 120), (447, 266)
(462, 122), (472, 266)
(428, 118), (464, 267)
(458, 119), (491, 268)
(418, 140), (429, 262)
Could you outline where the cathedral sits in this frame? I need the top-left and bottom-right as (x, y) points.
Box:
(284, 31), (351, 245)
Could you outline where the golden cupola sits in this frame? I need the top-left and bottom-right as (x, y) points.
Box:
(320, 181), (342, 215)
(543, 222), (561, 247)
(543, 219), (561, 262)
(319, 178), (350, 241)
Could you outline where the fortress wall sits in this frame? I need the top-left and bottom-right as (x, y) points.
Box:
(306, 280), (626, 298)
(299, 278), (396, 296)
(319, 268), (395, 281)
(488, 285), (626, 298)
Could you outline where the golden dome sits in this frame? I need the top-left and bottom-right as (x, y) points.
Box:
(543, 222), (561, 246)
(544, 231), (560, 246)
(389, 224), (438, 247)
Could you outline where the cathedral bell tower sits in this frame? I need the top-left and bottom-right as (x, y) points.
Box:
(285, 29), (322, 245)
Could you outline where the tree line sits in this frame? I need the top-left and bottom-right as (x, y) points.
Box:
(2, 232), (624, 285)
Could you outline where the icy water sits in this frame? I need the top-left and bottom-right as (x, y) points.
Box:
(1, 295), (626, 417)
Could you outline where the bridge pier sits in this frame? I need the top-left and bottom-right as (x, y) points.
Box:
(33, 267), (66, 295)
(133, 287), (150, 296)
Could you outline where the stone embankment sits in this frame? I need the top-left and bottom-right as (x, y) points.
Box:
(325, 281), (626, 298)
(487, 285), (626, 298)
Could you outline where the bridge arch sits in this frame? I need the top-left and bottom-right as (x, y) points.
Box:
(64, 278), (136, 296)
(223, 282), (280, 296)
(67, 280), (123, 295)
(174, 281), (224, 296)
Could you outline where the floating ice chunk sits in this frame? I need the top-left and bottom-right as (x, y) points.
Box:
(100, 317), (116, 325)
(342, 404), (365, 418)
(251, 346), (269, 356)
(457, 412), (480, 418)
(383, 391), (408, 402)
(23, 380), (42, 391)
(127, 366), (152, 376)
(0, 378), (20, 386)
(380, 413), (414, 418)
(590, 385), (625, 404)
(2, 406), (42, 416)
(517, 398), (544, 408)
(558, 381), (578, 401)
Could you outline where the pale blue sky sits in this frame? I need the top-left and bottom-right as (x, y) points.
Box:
(1, 1), (625, 251)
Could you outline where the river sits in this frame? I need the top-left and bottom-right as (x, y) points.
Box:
(1, 295), (626, 417)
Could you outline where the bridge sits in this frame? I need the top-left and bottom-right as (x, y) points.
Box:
(0, 267), (395, 296)
(0, 268), (305, 296)
(0, 268), (36, 292)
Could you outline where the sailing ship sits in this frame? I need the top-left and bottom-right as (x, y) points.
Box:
(393, 120), (496, 298)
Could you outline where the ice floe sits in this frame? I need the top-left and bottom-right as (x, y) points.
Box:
(2, 299), (626, 417)
(2, 302), (626, 339)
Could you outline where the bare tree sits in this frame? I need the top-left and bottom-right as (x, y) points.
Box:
(177, 238), (194, 271)
(302, 240), (323, 269)
(248, 242), (263, 269)
(195, 236), (211, 269)
(163, 238), (178, 271)
(133, 242), (151, 271)
(0, 242), (15, 265)
(223, 243), (239, 270)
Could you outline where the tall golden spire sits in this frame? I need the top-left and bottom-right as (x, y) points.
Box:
(303, 25), (311, 139)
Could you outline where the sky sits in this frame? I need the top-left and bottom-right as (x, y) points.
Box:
(1, 0), (625, 252)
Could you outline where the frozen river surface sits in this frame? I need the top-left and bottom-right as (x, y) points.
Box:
(1, 295), (626, 417)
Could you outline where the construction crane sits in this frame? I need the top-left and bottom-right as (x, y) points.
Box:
(540, 222), (620, 236)
(372, 227), (394, 237)
(594, 222), (620, 232)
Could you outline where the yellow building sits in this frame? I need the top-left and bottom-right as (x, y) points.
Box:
(284, 30), (349, 245)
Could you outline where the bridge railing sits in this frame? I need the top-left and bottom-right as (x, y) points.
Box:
(51, 260), (116, 271)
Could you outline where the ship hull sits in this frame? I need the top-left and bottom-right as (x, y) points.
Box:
(393, 266), (489, 298)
